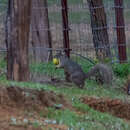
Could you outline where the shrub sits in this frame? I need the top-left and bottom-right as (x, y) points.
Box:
(112, 62), (130, 78)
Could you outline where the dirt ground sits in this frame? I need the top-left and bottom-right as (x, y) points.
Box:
(81, 96), (130, 120)
(0, 85), (130, 129)
(0, 86), (70, 130)
(0, 106), (68, 130)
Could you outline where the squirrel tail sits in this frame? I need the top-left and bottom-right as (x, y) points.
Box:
(85, 64), (113, 84)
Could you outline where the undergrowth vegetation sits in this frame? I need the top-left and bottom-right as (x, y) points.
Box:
(112, 62), (130, 78)
(30, 56), (130, 79)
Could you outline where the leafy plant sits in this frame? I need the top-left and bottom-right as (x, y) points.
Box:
(112, 62), (130, 78)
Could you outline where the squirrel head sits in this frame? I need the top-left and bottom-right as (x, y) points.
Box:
(53, 51), (68, 67)
(54, 51), (68, 59)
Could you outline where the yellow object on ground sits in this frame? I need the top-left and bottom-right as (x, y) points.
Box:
(53, 58), (59, 65)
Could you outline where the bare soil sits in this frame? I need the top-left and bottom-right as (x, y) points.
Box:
(0, 86), (70, 130)
(81, 96), (130, 120)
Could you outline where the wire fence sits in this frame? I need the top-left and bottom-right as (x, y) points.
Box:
(0, 0), (130, 81)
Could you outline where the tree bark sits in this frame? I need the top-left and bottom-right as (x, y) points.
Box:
(6, 0), (31, 81)
(31, 0), (52, 62)
(114, 0), (127, 63)
(87, 0), (111, 60)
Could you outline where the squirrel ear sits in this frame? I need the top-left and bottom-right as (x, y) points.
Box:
(55, 50), (62, 55)
(54, 50), (63, 58)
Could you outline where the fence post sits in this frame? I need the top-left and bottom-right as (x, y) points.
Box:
(87, 0), (111, 61)
(61, 0), (70, 57)
(114, 0), (127, 63)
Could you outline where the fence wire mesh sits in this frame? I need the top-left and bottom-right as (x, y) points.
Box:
(0, 0), (130, 82)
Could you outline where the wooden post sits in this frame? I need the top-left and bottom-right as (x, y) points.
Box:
(114, 0), (127, 63)
(6, 0), (32, 81)
(61, 0), (71, 82)
(31, 0), (52, 62)
(61, 0), (70, 57)
(87, 0), (111, 60)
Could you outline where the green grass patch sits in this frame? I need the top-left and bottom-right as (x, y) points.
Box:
(45, 103), (130, 129)
(48, 0), (83, 6)
(49, 11), (90, 24)
(30, 61), (64, 78)
(112, 62), (130, 78)
(0, 0), (8, 4)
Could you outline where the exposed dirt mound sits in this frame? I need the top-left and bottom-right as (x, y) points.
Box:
(0, 105), (68, 130)
(81, 96), (130, 120)
(0, 86), (71, 129)
(0, 86), (71, 110)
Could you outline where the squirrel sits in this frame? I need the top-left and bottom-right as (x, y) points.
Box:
(53, 52), (113, 88)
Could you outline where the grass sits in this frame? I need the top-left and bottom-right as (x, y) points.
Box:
(0, 0), (8, 4)
(73, 102), (130, 130)
(0, 57), (130, 129)
(45, 102), (130, 129)
(1, 0), (130, 25)
(49, 11), (90, 24)
(2, 77), (128, 130)
(47, 0), (130, 6)
(124, 10), (130, 23)
(48, 0), (83, 6)
(30, 61), (65, 79)
(47, 1), (130, 25)
(0, 76), (129, 129)
(0, 75), (127, 100)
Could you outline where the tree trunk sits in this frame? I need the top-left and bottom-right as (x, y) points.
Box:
(31, 0), (52, 62)
(87, 0), (111, 60)
(114, 0), (127, 63)
(6, 0), (31, 81)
